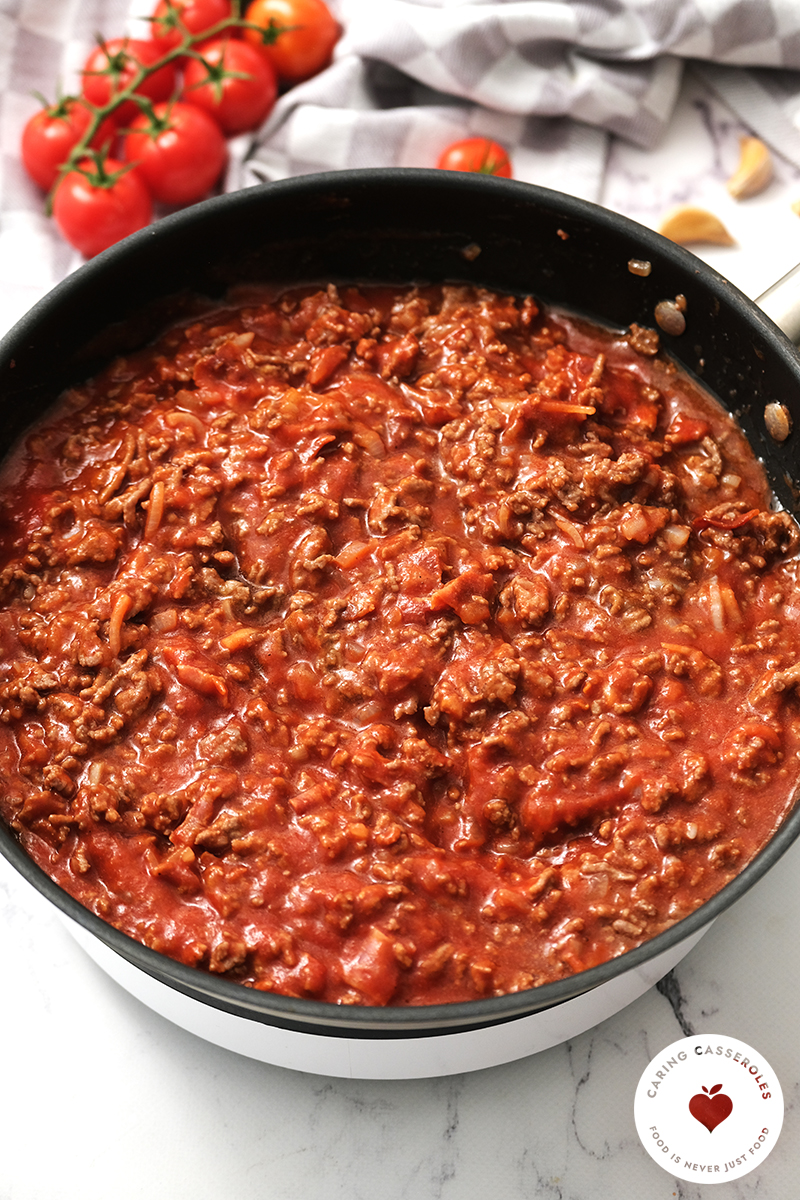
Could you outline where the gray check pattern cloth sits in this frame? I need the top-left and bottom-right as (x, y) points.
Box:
(4, 0), (800, 334)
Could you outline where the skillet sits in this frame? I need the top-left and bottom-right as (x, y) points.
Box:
(1, 168), (800, 1075)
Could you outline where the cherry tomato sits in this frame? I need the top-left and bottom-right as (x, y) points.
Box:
(182, 38), (277, 135)
(21, 98), (117, 192)
(244, 0), (339, 85)
(124, 101), (227, 205)
(81, 38), (178, 125)
(151, 0), (233, 54)
(52, 156), (152, 257)
(437, 137), (512, 178)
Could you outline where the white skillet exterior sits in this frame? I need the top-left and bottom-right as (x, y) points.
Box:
(64, 917), (709, 1078)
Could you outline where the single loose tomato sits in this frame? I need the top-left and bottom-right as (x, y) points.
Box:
(52, 156), (152, 257)
(437, 137), (512, 177)
(244, 0), (339, 84)
(21, 98), (117, 192)
(182, 37), (277, 135)
(151, 0), (233, 53)
(124, 101), (227, 205)
(81, 38), (178, 124)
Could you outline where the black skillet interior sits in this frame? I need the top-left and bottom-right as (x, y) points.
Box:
(2, 168), (800, 1036)
(5, 169), (800, 507)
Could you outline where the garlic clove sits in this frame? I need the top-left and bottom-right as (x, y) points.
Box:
(658, 206), (735, 247)
(727, 136), (773, 200)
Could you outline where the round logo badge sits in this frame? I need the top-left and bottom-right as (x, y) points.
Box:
(634, 1034), (783, 1184)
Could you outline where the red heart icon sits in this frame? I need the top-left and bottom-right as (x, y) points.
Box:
(689, 1084), (733, 1133)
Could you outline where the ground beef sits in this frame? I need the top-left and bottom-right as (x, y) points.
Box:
(0, 282), (798, 1007)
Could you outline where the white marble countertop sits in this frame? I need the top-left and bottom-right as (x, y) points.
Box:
(2, 67), (800, 1200)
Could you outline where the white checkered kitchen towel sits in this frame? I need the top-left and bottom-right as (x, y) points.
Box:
(4, 0), (800, 334)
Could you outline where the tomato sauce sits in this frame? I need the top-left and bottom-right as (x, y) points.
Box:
(1, 283), (798, 1006)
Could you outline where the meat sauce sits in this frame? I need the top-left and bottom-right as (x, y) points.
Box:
(1, 283), (799, 1007)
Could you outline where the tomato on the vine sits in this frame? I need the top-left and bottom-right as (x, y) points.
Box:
(244, 0), (339, 85)
(182, 37), (277, 135)
(437, 137), (512, 177)
(81, 38), (178, 125)
(21, 98), (117, 192)
(25, 0), (342, 256)
(151, 0), (233, 54)
(124, 101), (227, 205)
(52, 156), (152, 258)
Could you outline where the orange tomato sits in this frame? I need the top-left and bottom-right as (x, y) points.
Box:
(244, 0), (339, 85)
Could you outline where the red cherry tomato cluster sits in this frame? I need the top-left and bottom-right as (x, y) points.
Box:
(21, 0), (340, 257)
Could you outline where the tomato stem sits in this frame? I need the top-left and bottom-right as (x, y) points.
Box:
(250, 18), (299, 47)
(72, 148), (140, 189)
